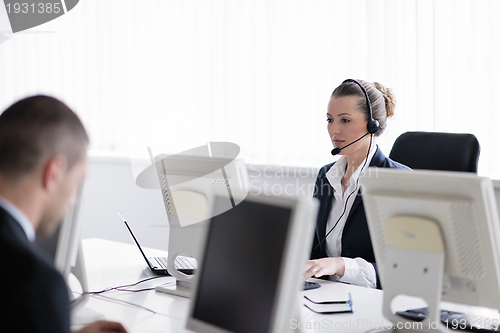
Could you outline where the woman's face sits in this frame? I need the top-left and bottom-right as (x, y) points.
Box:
(326, 95), (370, 156)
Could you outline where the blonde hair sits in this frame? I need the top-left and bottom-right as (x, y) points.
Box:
(331, 80), (396, 136)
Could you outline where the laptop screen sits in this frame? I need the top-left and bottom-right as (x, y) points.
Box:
(192, 197), (292, 333)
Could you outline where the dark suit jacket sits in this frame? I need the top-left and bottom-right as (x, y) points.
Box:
(0, 206), (71, 333)
(311, 146), (410, 288)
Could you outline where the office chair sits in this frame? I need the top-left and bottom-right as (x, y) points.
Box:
(388, 131), (480, 173)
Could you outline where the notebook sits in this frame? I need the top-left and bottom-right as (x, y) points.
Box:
(118, 213), (196, 275)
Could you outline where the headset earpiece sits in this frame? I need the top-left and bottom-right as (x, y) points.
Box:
(367, 118), (380, 134)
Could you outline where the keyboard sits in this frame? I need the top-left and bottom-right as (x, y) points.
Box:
(148, 256), (196, 274)
(304, 281), (321, 290)
(397, 308), (500, 332)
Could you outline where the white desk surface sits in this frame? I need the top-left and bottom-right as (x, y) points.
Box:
(73, 238), (491, 333)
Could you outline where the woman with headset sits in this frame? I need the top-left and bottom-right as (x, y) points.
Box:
(304, 79), (410, 289)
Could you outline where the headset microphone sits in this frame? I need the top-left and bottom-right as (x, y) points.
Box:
(331, 132), (370, 156)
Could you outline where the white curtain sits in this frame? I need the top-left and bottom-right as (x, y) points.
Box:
(0, 0), (498, 176)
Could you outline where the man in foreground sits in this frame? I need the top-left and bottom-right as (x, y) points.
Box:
(0, 96), (127, 332)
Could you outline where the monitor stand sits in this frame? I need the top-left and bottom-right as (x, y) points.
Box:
(146, 147), (214, 299)
(373, 216), (447, 333)
(69, 244), (103, 329)
(155, 279), (192, 298)
(69, 245), (89, 310)
(153, 217), (207, 298)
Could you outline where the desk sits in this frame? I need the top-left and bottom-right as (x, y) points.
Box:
(77, 238), (495, 333)
(73, 238), (391, 333)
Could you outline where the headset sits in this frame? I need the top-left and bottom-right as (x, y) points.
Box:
(312, 79), (379, 265)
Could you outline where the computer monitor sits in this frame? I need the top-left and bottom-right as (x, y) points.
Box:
(0, 4), (13, 44)
(136, 144), (249, 297)
(491, 179), (500, 220)
(35, 184), (88, 310)
(360, 169), (500, 330)
(186, 193), (318, 333)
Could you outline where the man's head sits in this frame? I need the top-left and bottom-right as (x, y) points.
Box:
(0, 96), (89, 235)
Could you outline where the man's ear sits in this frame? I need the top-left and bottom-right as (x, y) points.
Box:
(42, 155), (67, 194)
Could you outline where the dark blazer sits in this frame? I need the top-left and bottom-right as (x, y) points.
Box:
(311, 146), (410, 288)
(0, 206), (71, 333)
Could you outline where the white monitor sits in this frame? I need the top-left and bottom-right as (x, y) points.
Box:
(360, 168), (500, 331)
(0, 3), (13, 44)
(491, 179), (500, 220)
(35, 184), (88, 310)
(136, 145), (249, 297)
(186, 193), (318, 333)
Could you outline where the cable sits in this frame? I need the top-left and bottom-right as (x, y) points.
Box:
(72, 276), (168, 301)
(71, 276), (177, 314)
(313, 134), (373, 255)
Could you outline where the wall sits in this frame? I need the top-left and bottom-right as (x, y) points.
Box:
(79, 157), (169, 250)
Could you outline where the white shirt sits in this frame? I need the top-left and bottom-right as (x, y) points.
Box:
(324, 146), (377, 288)
(0, 196), (35, 242)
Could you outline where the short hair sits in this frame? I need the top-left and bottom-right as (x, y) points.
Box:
(0, 95), (89, 181)
(331, 80), (396, 136)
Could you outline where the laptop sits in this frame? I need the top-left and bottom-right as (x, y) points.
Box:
(118, 213), (196, 275)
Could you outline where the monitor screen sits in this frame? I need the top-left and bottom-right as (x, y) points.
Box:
(35, 223), (61, 260)
(34, 184), (88, 310)
(191, 197), (291, 333)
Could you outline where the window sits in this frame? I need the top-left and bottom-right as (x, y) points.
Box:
(0, 1), (498, 176)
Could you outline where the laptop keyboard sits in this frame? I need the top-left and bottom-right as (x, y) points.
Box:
(150, 256), (196, 270)
(175, 256), (195, 269)
(151, 256), (167, 269)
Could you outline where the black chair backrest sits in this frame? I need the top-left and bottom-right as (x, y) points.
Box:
(389, 131), (480, 173)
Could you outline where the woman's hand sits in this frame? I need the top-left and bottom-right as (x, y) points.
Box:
(304, 258), (345, 281)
